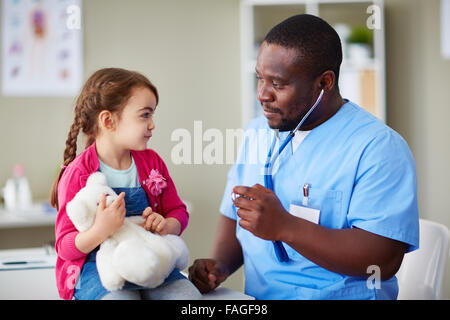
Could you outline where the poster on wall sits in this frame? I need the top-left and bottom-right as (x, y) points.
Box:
(442, 0), (450, 59)
(2, 0), (82, 96)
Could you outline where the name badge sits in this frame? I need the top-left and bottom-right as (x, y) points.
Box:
(288, 183), (320, 224)
(289, 203), (320, 224)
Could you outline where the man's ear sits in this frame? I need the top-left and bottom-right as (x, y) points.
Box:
(318, 70), (336, 91)
(98, 110), (116, 131)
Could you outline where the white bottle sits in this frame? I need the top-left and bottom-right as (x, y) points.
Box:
(15, 164), (32, 210)
(2, 164), (33, 212)
(3, 178), (17, 211)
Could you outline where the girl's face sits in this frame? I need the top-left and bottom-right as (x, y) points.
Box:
(112, 86), (157, 151)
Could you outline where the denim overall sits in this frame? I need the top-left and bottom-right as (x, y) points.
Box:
(73, 185), (185, 300)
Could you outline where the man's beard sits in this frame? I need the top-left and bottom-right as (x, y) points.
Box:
(267, 108), (307, 132)
(268, 118), (296, 132)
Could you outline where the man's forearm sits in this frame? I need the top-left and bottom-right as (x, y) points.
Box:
(211, 215), (244, 276)
(280, 214), (407, 280)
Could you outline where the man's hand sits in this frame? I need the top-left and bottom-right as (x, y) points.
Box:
(232, 184), (292, 241)
(188, 259), (229, 294)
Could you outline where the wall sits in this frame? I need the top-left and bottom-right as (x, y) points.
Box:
(385, 0), (450, 298)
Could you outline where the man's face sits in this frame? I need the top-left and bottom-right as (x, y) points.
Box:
(256, 42), (315, 131)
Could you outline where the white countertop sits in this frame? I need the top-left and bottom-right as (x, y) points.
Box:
(0, 203), (57, 229)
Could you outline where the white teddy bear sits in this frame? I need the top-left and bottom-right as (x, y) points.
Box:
(66, 172), (189, 291)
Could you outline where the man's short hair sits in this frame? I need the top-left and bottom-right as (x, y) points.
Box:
(264, 14), (343, 86)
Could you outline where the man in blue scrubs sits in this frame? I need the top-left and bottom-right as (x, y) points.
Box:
(188, 14), (419, 299)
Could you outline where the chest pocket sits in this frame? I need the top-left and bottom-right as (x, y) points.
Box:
(304, 187), (343, 229)
(284, 186), (343, 262)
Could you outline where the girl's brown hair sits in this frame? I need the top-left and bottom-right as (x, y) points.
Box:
(50, 68), (159, 210)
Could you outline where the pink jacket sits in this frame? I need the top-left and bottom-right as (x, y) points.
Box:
(54, 142), (189, 300)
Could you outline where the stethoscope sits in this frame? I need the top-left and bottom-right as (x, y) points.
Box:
(232, 88), (324, 263)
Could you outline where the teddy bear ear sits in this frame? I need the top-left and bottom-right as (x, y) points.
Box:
(87, 172), (108, 186)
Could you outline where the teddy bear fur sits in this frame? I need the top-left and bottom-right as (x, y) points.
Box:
(66, 172), (189, 291)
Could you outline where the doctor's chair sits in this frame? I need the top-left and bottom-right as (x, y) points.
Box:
(396, 219), (450, 300)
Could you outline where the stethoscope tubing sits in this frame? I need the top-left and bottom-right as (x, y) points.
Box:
(264, 89), (324, 263)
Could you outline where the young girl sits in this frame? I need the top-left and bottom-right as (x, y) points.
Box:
(51, 68), (202, 300)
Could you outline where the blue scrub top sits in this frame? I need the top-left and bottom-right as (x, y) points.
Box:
(219, 101), (419, 300)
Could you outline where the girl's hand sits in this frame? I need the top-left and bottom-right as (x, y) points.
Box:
(93, 192), (126, 239)
(142, 207), (166, 234)
(141, 207), (181, 235)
